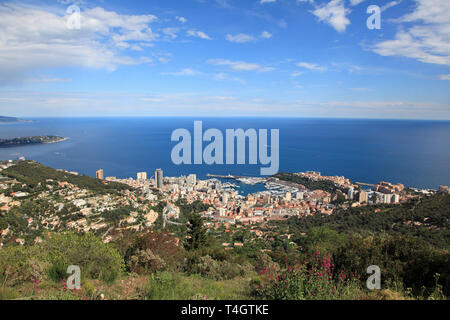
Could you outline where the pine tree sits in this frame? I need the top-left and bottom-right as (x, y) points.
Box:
(185, 212), (207, 251)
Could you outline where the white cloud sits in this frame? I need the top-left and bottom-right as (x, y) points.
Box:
(291, 71), (304, 77)
(278, 19), (288, 29)
(207, 59), (275, 72)
(260, 0), (276, 3)
(2, 91), (448, 119)
(349, 0), (365, 6)
(226, 32), (272, 42)
(27, 77), (73, 83)
(381, 0), (402, 12)
(296, 62), (328, 71)
(175, 16), (187, 23)
(162, 28), (179, 39)
(311, 0), (351, 33)
(161, 68), (201, 76)
(187, 30), (212, 40)
(0, 4), (158, 85)
(371, 0), (450, 66)
(261, 31), (273, 39)
(214, 73), (246, 84)
(438, 74), (450, 80)
(225, 33), (256, 43)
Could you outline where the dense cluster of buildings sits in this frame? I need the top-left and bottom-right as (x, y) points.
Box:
(96, 168), (411, 226)
(1, 159), (446, 247)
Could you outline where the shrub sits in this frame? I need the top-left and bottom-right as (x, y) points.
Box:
(125, 230), (184, 274)
(128, 249), (166, 274)
(0, 287), (19, 300)
(333, 234), (449, 297)
(47, 258), (67, 282)
(252, 252), (362, 300)
(184, 255), (255, 280)
(41, 232), (125, 283)
(0, 245), (49, 287)
(147, 272), (178, 299)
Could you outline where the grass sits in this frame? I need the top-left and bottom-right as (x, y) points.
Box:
(1, 273), (445, 300)
(146, 272), (252, 300)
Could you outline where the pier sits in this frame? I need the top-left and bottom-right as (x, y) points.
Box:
(355, 182), (375, 187)
(206, 174), (246, 179)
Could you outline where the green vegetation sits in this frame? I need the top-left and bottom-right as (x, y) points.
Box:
(278, 194), (450, 248)
(0, 232), (123, 289)
(252, 252), (363, 300)
(185, 213), (208, 251)
(3, 161), (131, 194)
(0, 136), (65, 148)
(0, 165), (448, 300)
(273, 173), (341, 192)
(146, 272), (250, 300)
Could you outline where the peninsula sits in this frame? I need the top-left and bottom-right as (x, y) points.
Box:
(0, 135), (67, 148)
(0, 115), (31, 123)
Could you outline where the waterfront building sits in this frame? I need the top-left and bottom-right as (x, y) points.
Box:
(137, 172), (147, 181)
(393, 194), (400, 203)
(96, 169), (104, 180)
(383, 193), (393, 204)
(358, 190), (368, 203)
(155, 169), (163, 188)
(347, 187), (354, 200)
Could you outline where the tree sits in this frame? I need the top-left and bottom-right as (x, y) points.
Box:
(185, 213), (207, 251)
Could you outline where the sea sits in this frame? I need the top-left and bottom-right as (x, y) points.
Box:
(0, 117), (449, 192)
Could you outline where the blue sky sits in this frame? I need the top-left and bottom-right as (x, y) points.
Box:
(0, 0), (449, 119)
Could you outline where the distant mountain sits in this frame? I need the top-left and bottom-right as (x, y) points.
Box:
(0, 116), (30, 123)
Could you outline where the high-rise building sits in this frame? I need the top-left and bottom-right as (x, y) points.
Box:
(358, 190), (368, 203)
(347, 187), (354, 200)
(222, 192), (229, 205)
(296, 192), (304, 200)
(383, 193), (393, 204)
(137, 172), (147, 181)
(155, 169), (163, 188)
(392, 194), (400, 203)
(285, 192), (292, 201)
(96, 169), (104, 180)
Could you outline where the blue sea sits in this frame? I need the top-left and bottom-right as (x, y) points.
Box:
(0, 117), (449, 190)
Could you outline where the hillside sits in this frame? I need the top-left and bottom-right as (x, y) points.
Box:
(2, 160), (130, 193)
(275, 194), (450, 248)
(273, 172), (344, 192)
(0, 162), (448, 300)
(0, 116), (30, 123)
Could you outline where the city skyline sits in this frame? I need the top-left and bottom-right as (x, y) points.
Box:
(0, 0), (448, 119)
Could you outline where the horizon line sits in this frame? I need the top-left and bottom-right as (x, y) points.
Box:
(5, 115), (450, 122)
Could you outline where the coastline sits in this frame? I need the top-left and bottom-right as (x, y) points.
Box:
(43, 137), (69, 144)
(0, 136), (68, 148)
